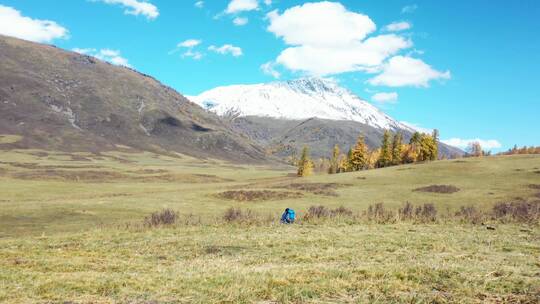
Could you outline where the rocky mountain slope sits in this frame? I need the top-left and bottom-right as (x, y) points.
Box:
(0, 35), (267, 163)
(189, 79), (463, 159)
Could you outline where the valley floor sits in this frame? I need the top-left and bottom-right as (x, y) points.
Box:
(0, 149), (539, 303)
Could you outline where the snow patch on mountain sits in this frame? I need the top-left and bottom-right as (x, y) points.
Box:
(188, 78), (414, 131)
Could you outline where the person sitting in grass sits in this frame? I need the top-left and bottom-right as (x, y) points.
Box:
(281, 208), (296, 224)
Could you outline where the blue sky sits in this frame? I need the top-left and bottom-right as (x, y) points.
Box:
(1, 0), (539, 151)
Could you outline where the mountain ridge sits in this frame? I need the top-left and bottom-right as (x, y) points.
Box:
(188, 78), (416, 132)
(188, 78), (463, 159)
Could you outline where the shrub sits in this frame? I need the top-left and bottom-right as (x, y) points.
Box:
(331, 206), (354, 217)
(302, 205), (354, 221)
(398, 202), (414, 220)
(305, 205), (330, 219)
(367, 203), (394, 224)
(492, 201), (540, 223)
(455, 205), (484, 224)
(414, 203), (437, 223)
(144, 209), (178, 227)
(222, 207), (262, 224)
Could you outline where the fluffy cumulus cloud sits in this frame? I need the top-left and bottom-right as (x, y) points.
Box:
(368, 56), (451, 87)
(73, 48), (131, 67)
(264, 2), (449, 87)
(267, 2), (375, 47)
(233, 17), (249, 26)
(225, 0), (259, 14)
(208, 44), (243, 57)
(372, 92), (398, 104)
(441, 138), (502, 150)
(384, 21), (411, 32)
(0, 5), (68, 43)
(98, 0), (159, 20)
(266, 2), (412, 76)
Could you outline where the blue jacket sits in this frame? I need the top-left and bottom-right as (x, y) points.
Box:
(281, 209), (295, 223)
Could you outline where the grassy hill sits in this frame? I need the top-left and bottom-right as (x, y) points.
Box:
(0, 35), (267, 163)
(0, 149), (539, 302)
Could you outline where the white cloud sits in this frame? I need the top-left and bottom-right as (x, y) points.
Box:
(98, 0), (159, 20)
(275, 34), (411, 76)
(368, 56), (450, 87)
(0, 5), (68, 43)
(182, 50), (203, 60)
(401, 4), (418, 14)
(173, 39), (204, 59)
(372, 92), (398, 104)
(384, 21), (411, 32)
(441, 138), (502, 150)
(400, 121), (433, 134)
(208, 44), (243, 57)
(264, 0), (272, 5)
(225, 0), (258, 14)
(267, 2), (376, 47)
(260, 61), (280, 78)
(266, 2), (412, 76)
(178, 39), (202, 48)
(195, 1), (204, 8)
(73, 48), (132, 67)
(233, 17), (248, 26)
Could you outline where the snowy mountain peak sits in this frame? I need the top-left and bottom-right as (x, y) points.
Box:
(188, 78), (413, 131)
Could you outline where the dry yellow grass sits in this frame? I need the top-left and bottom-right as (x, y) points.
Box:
(0, 149), (539, 303)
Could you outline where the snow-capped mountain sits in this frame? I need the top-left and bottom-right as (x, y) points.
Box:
(188, 78), (414, 132)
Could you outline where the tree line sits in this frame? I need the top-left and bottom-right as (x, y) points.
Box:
(499, 145), (540, 156)
(297, 130), (440, 177)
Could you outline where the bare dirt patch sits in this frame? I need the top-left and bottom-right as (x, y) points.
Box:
(217, 190), (303, 202)
(135, 173), (232, 183)
(10, 169), (231, 183)
(413, 185), (460, 194)
(0, 161), (102, 170)
(12, 170), (127, 182)
(528, 184), (540, 190)
(70, 155), (93, 162)
(274, 183), (352, 197)
(129, 169), (170, 174)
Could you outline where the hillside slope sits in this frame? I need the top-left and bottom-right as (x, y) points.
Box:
(0, 35), (267, 162)
(231, 116), (463, 159)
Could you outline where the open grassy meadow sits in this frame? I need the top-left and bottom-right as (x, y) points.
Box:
(1, 149), (539, 303)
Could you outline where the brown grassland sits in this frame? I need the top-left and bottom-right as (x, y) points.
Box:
(0, 148), (539, 303)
